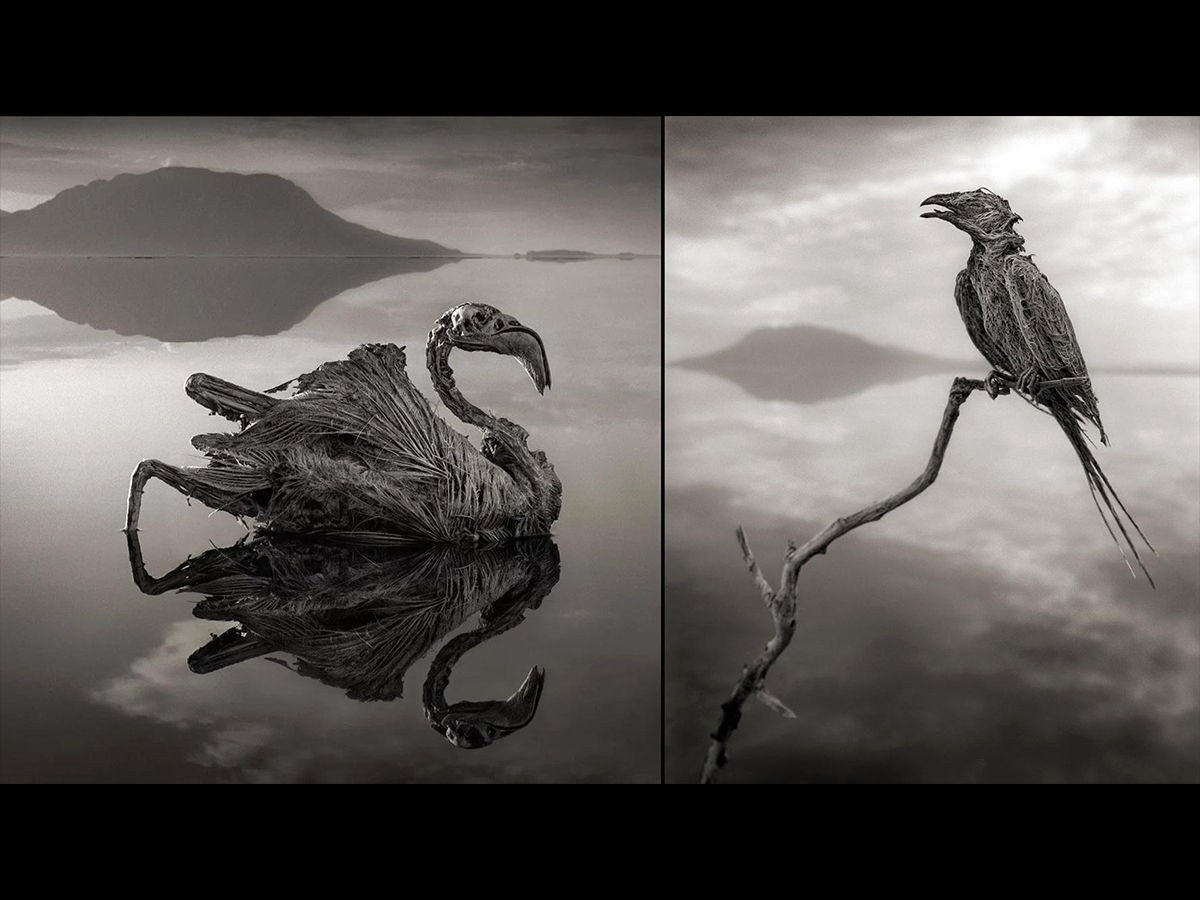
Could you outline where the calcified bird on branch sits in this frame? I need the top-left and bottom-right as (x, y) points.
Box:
(124, 303), (561, 545)
(922, 188), (1155, 585)
(702, 189), (1156, 783)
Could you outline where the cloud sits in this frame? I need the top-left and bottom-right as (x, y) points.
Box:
(666, 479), (1200, 783)
(0, 301), (158, 368)
(666, 116), (1199, 369)
(668, 369), (1199, 596)
(0, 189), (53, 211)
(0, 140), (114, 161)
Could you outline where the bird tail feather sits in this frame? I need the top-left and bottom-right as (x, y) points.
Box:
(1050, 403), (1156, 588)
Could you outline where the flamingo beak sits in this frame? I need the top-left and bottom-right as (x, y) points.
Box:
(437, 665), (546, 748)
(495, 326), (551, 395)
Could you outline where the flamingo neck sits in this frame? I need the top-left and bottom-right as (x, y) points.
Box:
(425, 319), (557, 518)
(425, 319), (499, 432)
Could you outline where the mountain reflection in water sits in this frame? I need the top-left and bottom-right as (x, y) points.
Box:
(666, 370), (1199, 783)
(0, 256), (457, 342)
(673, 325), (965, 404)
(2, 255), (661, 782)
(126, 531), (560, 749)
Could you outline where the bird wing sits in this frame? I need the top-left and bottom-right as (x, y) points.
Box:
(1002, 255), (1090, 379)
(954, 268), (1013, 373)
(202, 344), (527, 542)
(284, 343), (469, 479)
(1003, 255), (1107, 439)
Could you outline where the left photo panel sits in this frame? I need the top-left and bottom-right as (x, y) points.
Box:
(0, 116), (662, 783)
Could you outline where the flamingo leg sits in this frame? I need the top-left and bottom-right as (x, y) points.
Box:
(124, 527), (198, 595)
(124, 458), (266, 533)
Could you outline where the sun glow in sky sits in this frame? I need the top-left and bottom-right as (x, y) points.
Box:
(667, 116), (1199, 370)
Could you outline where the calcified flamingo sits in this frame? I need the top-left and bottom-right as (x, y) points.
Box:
(922, 188), (1154, 584)
(124, 303), (561, 545)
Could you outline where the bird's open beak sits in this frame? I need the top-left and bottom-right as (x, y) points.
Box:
(494, 326), (552, 395)
(920, 194), (957, 220)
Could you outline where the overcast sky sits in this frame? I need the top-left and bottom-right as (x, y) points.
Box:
(667, 116), (1199, 369)
(0, 117), (661, 255)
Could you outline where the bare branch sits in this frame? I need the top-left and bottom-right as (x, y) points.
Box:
(736, 525), (774, 607)
(700, 374), (1023, 783)
(754, 685), (796, 718)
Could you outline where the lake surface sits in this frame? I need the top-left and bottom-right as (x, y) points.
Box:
(666, 364), (1200, 783)
(0, 257), (660, 783)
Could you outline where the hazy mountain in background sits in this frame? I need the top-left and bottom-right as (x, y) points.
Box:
(0, 167), (460, 257)
(675, 325), (966, 403)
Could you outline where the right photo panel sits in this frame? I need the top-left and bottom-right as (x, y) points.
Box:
(665, 116), (1200, 784)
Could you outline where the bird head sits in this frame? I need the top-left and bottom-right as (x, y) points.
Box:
(921, 188), (1024, 241)
(442, 302), (551, 394)
(433, 665), (546, 749)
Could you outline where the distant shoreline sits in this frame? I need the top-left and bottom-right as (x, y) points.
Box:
(669, 357), (1199, 378)
(0, 253), (662, 260)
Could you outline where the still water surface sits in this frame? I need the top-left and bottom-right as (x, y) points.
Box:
(1, 257), (660, 783)
(667, 364), (1199, 783)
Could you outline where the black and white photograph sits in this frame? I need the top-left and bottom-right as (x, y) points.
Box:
(665, 116), (1199, 784)
(3, 114), (1199, 785)
(0, 116), (661, 783)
